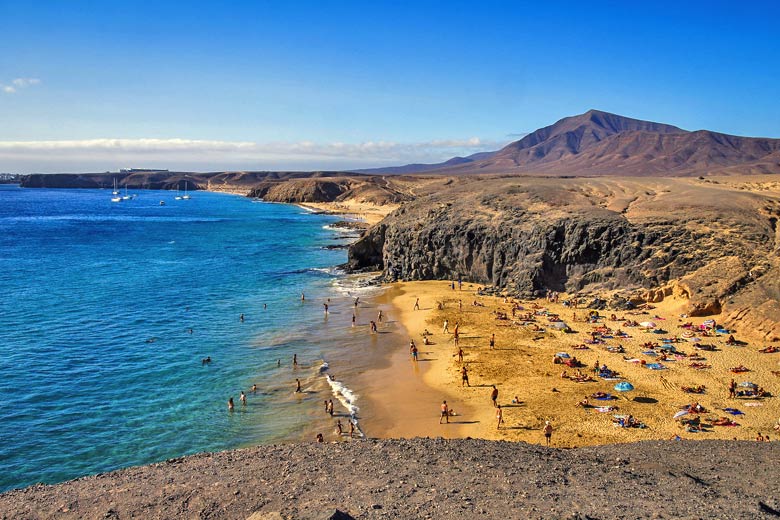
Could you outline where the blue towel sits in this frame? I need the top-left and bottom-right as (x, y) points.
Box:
(723, 408), (744, 415)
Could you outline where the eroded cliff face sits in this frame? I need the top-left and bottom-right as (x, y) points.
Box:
(347, 176), (780, 339)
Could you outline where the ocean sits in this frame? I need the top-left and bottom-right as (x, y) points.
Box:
(0, 185), (396, 492)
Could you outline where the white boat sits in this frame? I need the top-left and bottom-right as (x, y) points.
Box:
(111, 178), (121, 200)
(159, 200), (166, 206)
(111, 179), (123, 202)
(121, 183), (131, 201)
(174, 184), (182, 200)
(181, 181), (191, 200)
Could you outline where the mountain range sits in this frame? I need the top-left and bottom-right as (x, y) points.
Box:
(357, 109), (780, 177)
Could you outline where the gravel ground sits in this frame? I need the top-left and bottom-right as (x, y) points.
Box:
(1, 439), (778, 519)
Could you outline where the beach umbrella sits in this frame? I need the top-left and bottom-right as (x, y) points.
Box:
(555, 352), (571, 358)
(688, 337), (702, 343)
(703, 319), (716, 328)
(673, 410), (689, 419)
(551, 321), (568, 330)
(639, 321), (656, 328)
(614, 381), (634, 392)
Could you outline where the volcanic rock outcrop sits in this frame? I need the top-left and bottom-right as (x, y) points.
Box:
(347, 176), (780, 340)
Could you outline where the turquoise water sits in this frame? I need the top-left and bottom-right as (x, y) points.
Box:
(0, 185), (383, 492)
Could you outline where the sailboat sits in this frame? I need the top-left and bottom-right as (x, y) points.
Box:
(181, 181), (191, 200)
(111, 179), (122, 202)
(174, 183), (182, 200)
(121, 182), (132, 200)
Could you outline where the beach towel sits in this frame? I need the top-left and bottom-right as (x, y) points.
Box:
(601, 377), (621, 381)
(723, 408), (744, 415)
(646, 363), (665, 370)
(594, 406), (615, 412)
(643, 350), (657, 356)
(625, 358), (642, 363)
(555, 352), (570, 359)
(744, 402), (763, 407)
(594, 394), (615, 400)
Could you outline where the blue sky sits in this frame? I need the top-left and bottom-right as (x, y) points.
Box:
(1, 0), (779, 172)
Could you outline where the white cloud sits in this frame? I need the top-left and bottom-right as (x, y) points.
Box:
(1, 77), (41, 94)
(0, 137), (502, 164)
(12, 78), (40, 87)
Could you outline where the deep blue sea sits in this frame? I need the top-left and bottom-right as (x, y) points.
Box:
(0, 185), (389, 492)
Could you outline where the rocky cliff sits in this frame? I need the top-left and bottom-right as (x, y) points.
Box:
(348, 176), (780, 340)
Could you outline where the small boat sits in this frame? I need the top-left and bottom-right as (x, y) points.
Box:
(174, 184), (182, 200)
(121, 183), (132, 201)
(159, 200), (166, 206)
(111, 179), (122, 201)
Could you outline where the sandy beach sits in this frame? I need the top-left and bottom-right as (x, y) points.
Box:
(361, 280), (780, 446)
(299, 201), (398, 226)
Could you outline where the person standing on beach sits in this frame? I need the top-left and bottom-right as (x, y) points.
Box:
(729, 378), (736, 398)
(295, 379), (302, 393)
(440, 400), (449, 424)
(327, 399), (334, 416)
(454, 330), (460, 346)
(490, 385), (499, 407)
(457, 347), (464, 363)
(461, 365), (470, 386)
(543, 421), (553, 446)
(443, 320), (449, 334)
(414, 298), (420, 310)
(293, 354), (298, 367)
(336, 420), (343, 435)
(496, 405), (504, 429)
(349, 422), (355, 438)
(240, 391), (247, 405)
(489, 333), (495, 349)
(228, 397), (234, 411)
(352, 313), (356, 327)
(377, 310), (383, 322)
(316, 433), (324, 443)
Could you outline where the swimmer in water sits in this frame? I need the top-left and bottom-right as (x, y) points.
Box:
(228, 397), (234, 411)
(293, 354), (298, 367)
(251, 384), (257, 394)
(240, 391), (247, 405)
(240, 313), (244, 322)
(296, 379), (302, 393)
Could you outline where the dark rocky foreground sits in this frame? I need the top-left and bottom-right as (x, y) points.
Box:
(1, 439), (778, 519)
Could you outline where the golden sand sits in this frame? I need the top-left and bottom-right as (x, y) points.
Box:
(299, 201), (398, 226)
(363, 280), (780, 447)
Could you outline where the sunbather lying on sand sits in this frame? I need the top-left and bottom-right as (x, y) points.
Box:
(759, 346), (779, 353)
(708, 417), (738, 426)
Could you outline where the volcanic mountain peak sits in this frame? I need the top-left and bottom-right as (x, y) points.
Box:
(501, 109), (687, 156)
